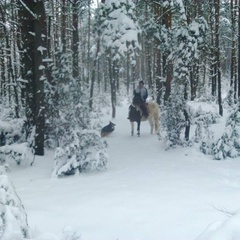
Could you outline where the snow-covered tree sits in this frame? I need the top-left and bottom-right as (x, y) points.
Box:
(52, 130), (108, 177)
(161, 0), (208, 148)
(100, 0), (141, 65)
(0, 172), (28, 239)
(213, 104), (240, 160)
(49, 43), (108, 177)
(99, 0), (141, 118)
(194, 106), (219, 155)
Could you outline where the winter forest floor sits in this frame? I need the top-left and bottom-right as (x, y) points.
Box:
(8, 99), (240, 240)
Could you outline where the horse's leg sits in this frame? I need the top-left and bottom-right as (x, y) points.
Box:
(131, 121), (134, 136)
(137, 121), (140, 137)
(154, 113), (159, 134)
(155, 120), (159, 134)
(148, 117), (154, 134)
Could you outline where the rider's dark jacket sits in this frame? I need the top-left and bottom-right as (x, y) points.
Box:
(134, 86), (148, 102)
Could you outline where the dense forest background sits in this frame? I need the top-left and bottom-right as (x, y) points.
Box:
(0, 0), (240, 162)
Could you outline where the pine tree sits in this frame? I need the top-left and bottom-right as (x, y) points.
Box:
(213, 103), (240, 160)
(162, 0), (208, 148)
(50, 62), (108, 177)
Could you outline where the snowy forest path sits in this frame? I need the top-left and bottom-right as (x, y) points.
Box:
(104, 100), (162, 172)
(7, 101), (240, 240)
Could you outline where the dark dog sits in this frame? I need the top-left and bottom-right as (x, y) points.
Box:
(101, 121), (116, 137)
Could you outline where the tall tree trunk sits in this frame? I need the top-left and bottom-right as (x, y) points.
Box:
(61, 0), (66, 52)
(126, 51), (130, 94)
(19, 0), (47, 156)
(234, 0), (238, 101)
(230, 0), (237, 102)
(89, 36), (100, 110)
(72, 0), (79, 81)
(19, 0), (35, 132)
(155, 47), (162, 104)
(108, 51), (116, 118)
(163, 1), (172, 102)
(153, 2), (162, 105)
(238, 0), (240, 98)
(87, 0), (91, 85)
(0, 47), (5, 98)
(146, 41), (152, 97)
(209, 0), (216, 97)
(215, 0), (223, 116)
(34, 0), (47, 155)
(0, 3), (7, 100)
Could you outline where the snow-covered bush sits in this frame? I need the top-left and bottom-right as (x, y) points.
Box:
(0, 117), (33, 166)
(194, 106), (218, 154)
(52, 130), (108, 177)
(0, 142), (34, 166)
(0, 119), (25, 146)
(0, 173), (29, 239)
(212, 105), (240, 160)
(162, 96), (194, 149)
(224, 87), (235, 109)
(161, 97), (184, 149)
(29, 226), (81, 240)
(61, 226), (81, 240)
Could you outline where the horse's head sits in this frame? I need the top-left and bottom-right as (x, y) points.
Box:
(132, 93), (143, 106)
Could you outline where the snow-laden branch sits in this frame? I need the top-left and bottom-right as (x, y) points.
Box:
(19, 0), (37, 18)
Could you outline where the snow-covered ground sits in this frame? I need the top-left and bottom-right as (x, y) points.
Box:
(8, 100), (240, 240)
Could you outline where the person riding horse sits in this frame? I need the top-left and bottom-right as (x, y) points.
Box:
(133, 81), (149, 118)
(128, 81), (159, 136)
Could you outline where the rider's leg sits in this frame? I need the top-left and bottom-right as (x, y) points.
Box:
(141, 103), (149, 117)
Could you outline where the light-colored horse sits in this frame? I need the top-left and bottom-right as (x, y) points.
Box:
(128, 101), (160, 136)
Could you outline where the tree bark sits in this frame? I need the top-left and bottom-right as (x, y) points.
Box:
(19, 0), (47, 156)
(215, 0), (223, 116)
(162, 1), (172, 102)
(108, 50), (117, 118)
(238, 0), (240, 98)
(72, 0), (79, 81)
